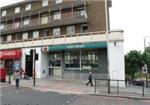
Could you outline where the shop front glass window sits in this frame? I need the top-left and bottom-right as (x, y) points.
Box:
(81, 51), (98, 70)
(49, 53), (61, 67)
(65, 50), (98, 70)
(65, 51), (80, 68)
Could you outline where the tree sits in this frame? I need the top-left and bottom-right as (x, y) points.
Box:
(125, 50), (144, 79)
(143, 47), (150, 73)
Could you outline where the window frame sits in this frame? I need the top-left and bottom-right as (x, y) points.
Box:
(0, 23), (5, 30)
(41, 16), (48, 24)
(25, 4), (31, 11)
(14, 22), (20, 28)
(42, 0), (49, 7)
(53, 28), (61, 36)
(23, 18), (30, 25)
(15, 7), (20, 13)
(80, 10), (87, 18)
(7, 35), (12, 42)
(81, 24), (88, 33)
(33, 31), (39, 38)
(54, 11), (61, 20)
(67, 26), (75, 35)
(22, 32), (28, 39)
(55, 0), (63, 4)
(2, 10), (7, 16)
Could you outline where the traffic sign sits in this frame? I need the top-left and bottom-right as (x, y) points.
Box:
(142, 64), (148, 74)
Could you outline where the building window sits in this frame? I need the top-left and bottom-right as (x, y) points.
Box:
(25, 4), (31, 11)
(16, 34), (22, 40)
(55, 0), (63, 4)
(53, 28), (60, 36)
(7, 35), (12, 42)
(2, 10), (7, 16)
(33, 31), (39, 38)
(42, 0), (49, 7)
(22, 33), (28, 39)
(49, 53), (61, 67)
(81, 24), (88, 33)
(23, 18), (30, 25)
(54, 12), (61, 20)
(0, 36), (3, 43)
(43, 30), (49, 37)
(65, 51), (80, 68)
(65, 50), (98, 70)
(80, 10), (87, 18)
(41, 16), (48, 24)
(15, 7), (20, 13)
(14, 22), (20, 28)
(0, 23), (5, 30)
(67, 26), (75, 35)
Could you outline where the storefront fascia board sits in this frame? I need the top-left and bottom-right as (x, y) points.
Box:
(48, 42), (107, 51)
(0, 49), (22, 59)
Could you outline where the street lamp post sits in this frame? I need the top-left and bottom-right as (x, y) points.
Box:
(144, 36), (150, 88)
(33, 49), (36, 87)
(8, 62), (11, 84)
(105, 0), (111, 93)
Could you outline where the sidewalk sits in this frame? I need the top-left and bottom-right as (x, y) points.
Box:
(20, 78), (94, 94)
(4, 77), (150, 100)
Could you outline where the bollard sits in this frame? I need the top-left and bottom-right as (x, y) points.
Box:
(108, 79), (110, 94)
(117, 80), (119, 95)
(94, 79), (96, 93)
(142, 81), (144, 97)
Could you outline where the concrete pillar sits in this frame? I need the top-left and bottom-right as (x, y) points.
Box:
(108, 41), (125, 87)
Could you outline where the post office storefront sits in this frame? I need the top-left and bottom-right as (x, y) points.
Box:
(42, 42), (108, 80)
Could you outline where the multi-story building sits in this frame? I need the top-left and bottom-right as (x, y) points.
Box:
(0, 0), (124, 86)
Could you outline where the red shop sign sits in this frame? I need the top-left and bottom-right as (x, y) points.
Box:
(0, 50), (22, 59)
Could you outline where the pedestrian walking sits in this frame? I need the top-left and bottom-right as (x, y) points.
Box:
(13, 70), (21, 88)
(86, 72), (93, 87)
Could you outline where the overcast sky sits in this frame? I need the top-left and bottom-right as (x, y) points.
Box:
(0, 0), (150, 53)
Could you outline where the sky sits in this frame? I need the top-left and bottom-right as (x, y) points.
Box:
(0, 0), (150, 53)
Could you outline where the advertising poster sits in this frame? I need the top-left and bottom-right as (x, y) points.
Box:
(14, 61), (21, 71)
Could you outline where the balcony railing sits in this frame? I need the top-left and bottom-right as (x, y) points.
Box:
(1, 11), (87, 32)
(0, 30), (124, 45)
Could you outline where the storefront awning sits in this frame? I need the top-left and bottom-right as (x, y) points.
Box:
(0, 49), (22, 59)
(47, 42), (107, 52)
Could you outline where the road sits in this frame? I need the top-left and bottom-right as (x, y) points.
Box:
(1, 83), (150, 105)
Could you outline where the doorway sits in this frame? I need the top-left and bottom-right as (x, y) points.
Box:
(4, 59), (13, 75)
(25, 55), (33, 77)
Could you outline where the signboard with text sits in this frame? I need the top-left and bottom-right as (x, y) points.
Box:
(0, 50), (21, 59)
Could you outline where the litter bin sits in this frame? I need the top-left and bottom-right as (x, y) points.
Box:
(0, 68), (6, 82)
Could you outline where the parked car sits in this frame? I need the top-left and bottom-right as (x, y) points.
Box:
(133, 78), (144, 86)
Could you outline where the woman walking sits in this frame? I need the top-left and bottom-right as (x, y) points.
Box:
(13, 70), (21, 88)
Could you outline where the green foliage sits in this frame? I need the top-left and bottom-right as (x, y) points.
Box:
(125, 47), (150, 79)
(125, 50), (144, 79)
(143, 47), (150, 73)
(134, 72), (143, 78)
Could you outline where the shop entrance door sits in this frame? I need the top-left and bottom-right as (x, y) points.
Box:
(25, 55), (33, 77)
(4, 59), (13, 75)
(49, 52), (62, 77)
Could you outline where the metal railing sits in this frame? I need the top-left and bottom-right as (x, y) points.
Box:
(1, 11), (87, 32)
(94, 79), (150, 97)
(0, 31), (108, 44)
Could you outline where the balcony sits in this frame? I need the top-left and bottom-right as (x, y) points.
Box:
(0, 30), (124, 50)
(1, 11), (88, 35)
(0, 0), (87, 22)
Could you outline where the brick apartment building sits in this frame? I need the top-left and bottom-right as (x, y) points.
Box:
(0, 0), (124, 86)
